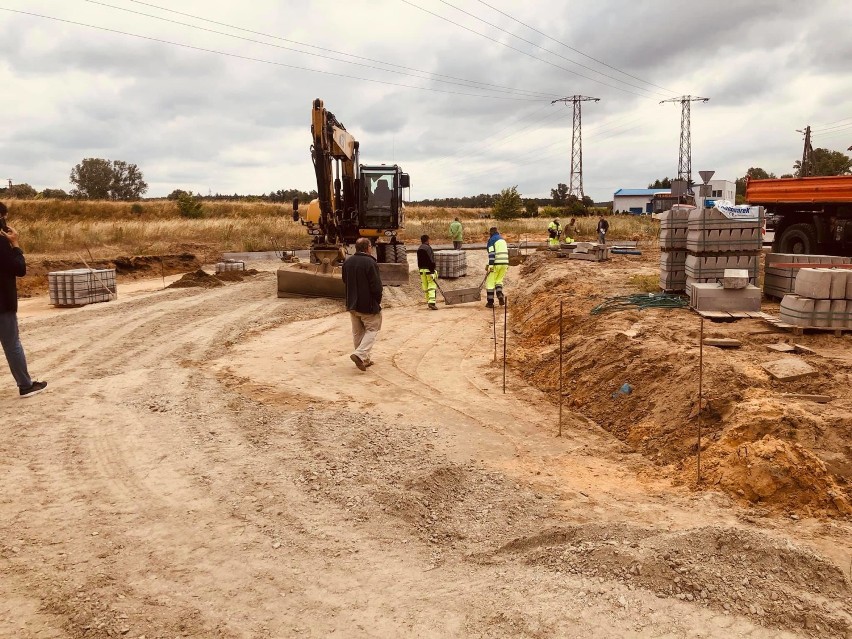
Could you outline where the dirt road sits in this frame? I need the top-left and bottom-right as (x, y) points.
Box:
(2, 256), (850, 638)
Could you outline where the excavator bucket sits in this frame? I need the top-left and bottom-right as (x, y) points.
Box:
(377, 263), (409, 286)
(277, 263), (345, 299)
(276, 260), (409, 298)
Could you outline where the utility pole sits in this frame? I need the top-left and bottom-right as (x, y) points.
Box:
(660, 95), (709, 189)
(797, 125), (812, 177)
(551, 95), (600, 199)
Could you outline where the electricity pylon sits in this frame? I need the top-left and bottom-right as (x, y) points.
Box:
(552, 95), (600, 199)
(660, 95), (709, 187)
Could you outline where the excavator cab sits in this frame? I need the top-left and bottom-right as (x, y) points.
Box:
(360, 166), (408, 232)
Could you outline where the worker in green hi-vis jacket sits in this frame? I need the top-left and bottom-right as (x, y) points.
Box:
(449, 217), (463, 250)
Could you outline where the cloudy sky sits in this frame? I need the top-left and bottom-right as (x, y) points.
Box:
(2, 0), (851, 202)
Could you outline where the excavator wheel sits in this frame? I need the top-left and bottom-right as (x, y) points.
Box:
(390, 243), (408, 263)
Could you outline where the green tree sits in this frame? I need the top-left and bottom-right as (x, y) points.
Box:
(522, 199), (539, 218)
(550, 183), (569, 205)
(492, 186), (523, 220)
(735, 167), (776, 197)
(176, 191), (204, 218)
(110, 160), (148, 200)
(647, 177), (672, 188)
(4, 183), (38, 199)
(40, 188), (69, 199)
(581, 195), (594, 208)
(794, 148), (852, 177)
(70, 158), (148, 200)
(167, 189), (190, 200)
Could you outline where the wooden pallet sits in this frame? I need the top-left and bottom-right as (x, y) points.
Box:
(762, 314), (850, 337)
(695, 310), (770, 321)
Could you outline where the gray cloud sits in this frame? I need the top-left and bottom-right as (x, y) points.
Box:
(1, 0), (850, 202)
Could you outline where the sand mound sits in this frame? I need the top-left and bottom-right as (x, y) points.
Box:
(510, 251), (852, 517)
(167, 269), (224, 288)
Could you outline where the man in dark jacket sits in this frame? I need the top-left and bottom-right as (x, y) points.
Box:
(0, 203), (47, 397)
(597, 216), (610, 244)
(341, 237), (383, 371)
(416, 234), (438, 310)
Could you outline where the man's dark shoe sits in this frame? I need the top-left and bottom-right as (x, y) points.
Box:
(20, 380), (47, 398)
(485, 302), (494, 308)
(497, 292), (506, 306)
(428, 303), (438, 310)
(350, 354), (367, 371)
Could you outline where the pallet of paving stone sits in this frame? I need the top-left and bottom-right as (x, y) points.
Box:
(48, 268), (117, 307)
(434, 250), (468, 279)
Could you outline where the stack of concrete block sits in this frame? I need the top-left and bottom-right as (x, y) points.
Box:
(215, 260), (245, 273)
(685, 254), (758, 290)
(690, 283), (762, 312)
(685, 206), (762, 296)
(660, 250), (686, 291)
(658, 206), (690, 291)
(569, 242), (609, 262)
(435, 250), (467, 278)
(48, 268), (117, 307)
(779, 268), (852, 328)
(764, 253), (852, 299)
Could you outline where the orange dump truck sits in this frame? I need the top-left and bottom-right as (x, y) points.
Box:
(746, 175), (852, 256)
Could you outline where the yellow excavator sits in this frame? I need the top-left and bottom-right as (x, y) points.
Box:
(277, 98), (410, 298)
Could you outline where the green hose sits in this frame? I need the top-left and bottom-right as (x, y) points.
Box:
(590, 293), (688, 315)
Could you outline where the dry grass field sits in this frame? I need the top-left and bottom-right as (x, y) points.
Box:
(4, 199), (658, 260)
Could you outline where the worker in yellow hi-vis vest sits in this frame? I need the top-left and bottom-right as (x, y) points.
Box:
(547, 219), (561, 247)
(485, 226), (509, 308)
(416, 234), (438, 310)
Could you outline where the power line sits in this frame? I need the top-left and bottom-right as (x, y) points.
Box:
(399, 0), (658, 99)
(422, 111), (648, 180)
(812, 115), (852, 129)
(434, 115), (650, 187)
(0, 8), (548, 102)
(811, 121), (852, 134)
(83, 0), (556, 99)
(474, 0), (678, 95)
(438, 0), (670, 97)
(417, 102), (569, 166)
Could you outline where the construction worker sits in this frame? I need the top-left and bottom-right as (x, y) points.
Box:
(449, 217), (463, 250)
(597, 215), (610, 244)
(564, 217), (577, 243)
(547, 218), (561, 247)
(417, 234), (438, 310)
(485, 226), (509, 308)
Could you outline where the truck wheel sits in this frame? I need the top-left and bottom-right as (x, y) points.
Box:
(776, 223), (817, 255)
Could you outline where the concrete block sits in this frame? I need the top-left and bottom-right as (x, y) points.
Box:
(829, 270), (848, 299)
(762, 358), (817, 381)
(660, 251), (686, 269)
(779, 295), (815, 326)
(794, 268), (833, 300)
(829, 300), (847, 328)
(722, 269), (749, 289)
(812, 300), (832, 328)
(690, 283), (761, 312)
(659, 228), (687, 250)
(659, 208), (690, 228)
(848, 273), (852, 300)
